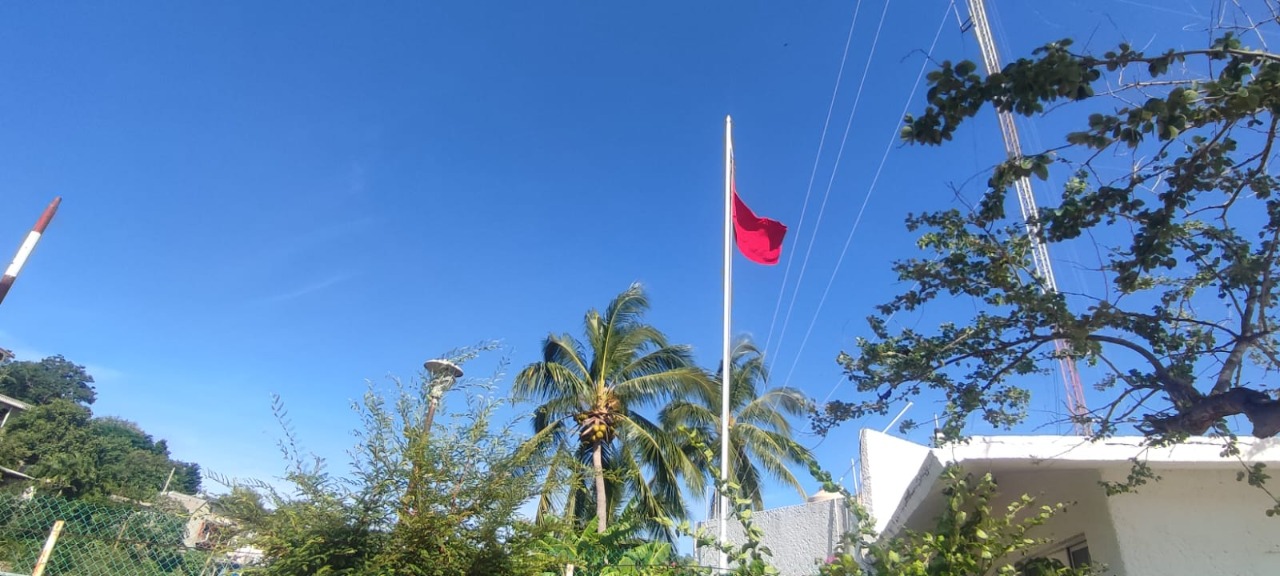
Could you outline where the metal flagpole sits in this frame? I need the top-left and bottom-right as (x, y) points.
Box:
(0, 197), (62, 307)
(719, 115), (734, 573)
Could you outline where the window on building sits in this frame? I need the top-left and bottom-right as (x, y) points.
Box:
(1017, 537), (1090, 575)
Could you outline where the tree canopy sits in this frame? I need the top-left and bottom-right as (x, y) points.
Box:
(0, 354), (96, 406)
(0, 400), (200, 499)
(819, 28), (1280, 447)
(514, 283), (712, 537)
(0, 355), (199, 499)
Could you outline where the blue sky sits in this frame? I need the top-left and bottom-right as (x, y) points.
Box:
(0, 0), (1238, 509)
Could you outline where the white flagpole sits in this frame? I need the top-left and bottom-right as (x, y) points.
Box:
(719, 114), (733, 573)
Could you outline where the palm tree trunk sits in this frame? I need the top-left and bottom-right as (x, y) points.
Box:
(593, 443), (607, 533)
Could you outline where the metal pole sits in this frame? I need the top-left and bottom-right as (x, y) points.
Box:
(964, 0), (1090, 434)
(719, 115), (734, 573)
(0, 197), (61, 307)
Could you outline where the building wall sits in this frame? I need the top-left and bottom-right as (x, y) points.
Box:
(1102, 467), (1280, 576)
(859, 429), (932, 534)
(696, 497), (852, 576)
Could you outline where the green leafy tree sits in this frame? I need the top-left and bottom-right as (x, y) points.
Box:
(0, 355), (96, 406)
(661, 336), (812, 510)
(223, 344), (546, 576)
(0, 400), (98, 496)
(515, 283), (712, 535)
(0, 403), (201, 499)
(818, 25), (1280, 450)
(88, 418), (203, 499)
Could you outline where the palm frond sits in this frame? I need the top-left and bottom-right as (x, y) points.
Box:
(737, 387), (811, 432)
(612, 367), (711, 409)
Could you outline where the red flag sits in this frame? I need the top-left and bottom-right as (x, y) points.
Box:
(732, 178), (787, 265)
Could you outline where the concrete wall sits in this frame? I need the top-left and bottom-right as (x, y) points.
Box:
(696, 496), (852, 576)
(860, 429), (932, 534)
(1103, 467), (1280, 576)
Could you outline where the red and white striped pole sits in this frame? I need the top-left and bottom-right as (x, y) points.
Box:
(0, 197), (61, 307)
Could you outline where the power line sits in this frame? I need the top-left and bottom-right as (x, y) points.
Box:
(780, 2), (955, 391)
(762, 0), (866, 363)
(767, 0), (895, 365)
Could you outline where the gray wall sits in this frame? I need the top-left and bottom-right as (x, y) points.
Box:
(695, 496), (852, 576)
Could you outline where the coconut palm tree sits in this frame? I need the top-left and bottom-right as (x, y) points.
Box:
(661, 336), (813, 511)
(515, 283), (712, 534)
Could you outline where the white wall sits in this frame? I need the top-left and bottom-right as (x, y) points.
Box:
(860, 429), (933, 533)
(696, 497), (852, 576)
(1103, 467), (1280, 576)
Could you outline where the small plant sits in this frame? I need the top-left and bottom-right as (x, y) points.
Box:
(808, 461), (1090, 576)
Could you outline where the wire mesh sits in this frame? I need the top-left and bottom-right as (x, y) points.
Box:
(0, 492), (237, 576)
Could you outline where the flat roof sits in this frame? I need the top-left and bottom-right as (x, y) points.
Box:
(861, 430), (1280, 536)
(0, 394), (30, 411)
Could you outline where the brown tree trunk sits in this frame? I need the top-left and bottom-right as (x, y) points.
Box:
(593, 443), (607, 533)
(1147, 387), (1280, 438)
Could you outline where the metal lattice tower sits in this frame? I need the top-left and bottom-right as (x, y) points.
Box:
(966, 0), (1091, 435)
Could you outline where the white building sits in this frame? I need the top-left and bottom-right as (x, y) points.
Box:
(700, 430), (1280, 575)
(861, 429), (1280, 575)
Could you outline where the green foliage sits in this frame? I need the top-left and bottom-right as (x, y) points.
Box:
(531, 513), (706, 576)
(829, 468), (1086, 576)
(0, 354), (96, 406)
(1097, 458), (1160, 497)
(660, 337), (814, 511)
(514, 283), (713, 536)
(797, 461), (1089, 576)
(225, 344), (547, 576)
(0, 400), (200, 500)
(822, 26), (1280, 450)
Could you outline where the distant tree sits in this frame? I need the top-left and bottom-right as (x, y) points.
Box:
(0, 402), (202, 499)
(0, 399), (99, 497)
(661, 337), (812, 510)
(169, 461), (202, 494)
(88, 418), (204, 498)
(91, 417), (160, 453)
(0, 354), (96, 405)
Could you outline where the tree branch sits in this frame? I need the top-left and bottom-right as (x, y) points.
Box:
(1083, 334), (1199, 401)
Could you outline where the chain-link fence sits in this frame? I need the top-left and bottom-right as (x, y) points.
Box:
(0, 493), (239, 576)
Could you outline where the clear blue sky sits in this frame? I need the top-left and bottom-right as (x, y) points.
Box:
(0, 1), (1224, 507)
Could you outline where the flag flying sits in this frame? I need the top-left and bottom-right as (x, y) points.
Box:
(731, 169), (787, 265)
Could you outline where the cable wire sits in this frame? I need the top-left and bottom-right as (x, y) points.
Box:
(762, 0), (866, 362)
(781, 1), (955, 390)
(766, 0), (895, 365)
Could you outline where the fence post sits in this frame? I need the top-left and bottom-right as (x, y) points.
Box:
(31, 520), (64, 576)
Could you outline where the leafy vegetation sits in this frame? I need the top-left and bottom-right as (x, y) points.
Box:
(818, 25), (1280, 450)
(0, 492), (213, 576)
(219, 345), (549, 576)
(813, 466), (1089, 576)
(0, 355), (200, 500)
(0, 354), (96, 406)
